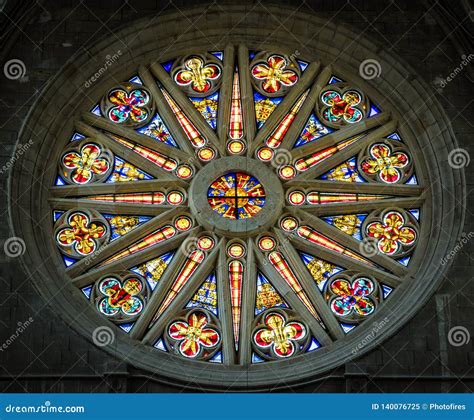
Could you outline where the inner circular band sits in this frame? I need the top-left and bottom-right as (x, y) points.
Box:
(188, 156), (284, 237)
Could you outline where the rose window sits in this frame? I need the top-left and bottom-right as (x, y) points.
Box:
(10, 35), (461, 390)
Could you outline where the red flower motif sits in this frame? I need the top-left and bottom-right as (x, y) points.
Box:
(366, 211), (416, 255)
(253, 312), (306, 358)
(62, 143), (110, 184)
(321, 89), (363, 124)
(329, 277), (375, 318)
(175, 56), (221, 93)
(168, 311), (220, 358)
(108, 88), (150, 124)
(57, 212), (107, 256)
(251, 55), (298, 93)
(98, 277), (144, 317)
(361, 143), (409, 183)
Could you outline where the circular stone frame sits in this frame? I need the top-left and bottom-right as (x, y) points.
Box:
(8, 5), (465, 391)
(189, 156), (284, 237)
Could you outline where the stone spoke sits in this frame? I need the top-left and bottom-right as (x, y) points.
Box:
(71, 226), (199, 289)
(75, 121), (176, 180)
(283, 179), (424, 196)
(49, 197), (183, 216)
(49, 179), (188, 198)
(249, 61), (321, 155)
(142, 238), (222, 345)
(237, 45), (257, 152)
(150, 62), (225, 156)
(279, 66), (332, 151)
(215, 238), (236, 365)
(65, 207), (185, 278)
(293, 119), (397, 181)
(217, 44), (236, 151)
(82, 111), (194, 164)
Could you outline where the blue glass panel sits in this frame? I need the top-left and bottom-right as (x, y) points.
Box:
(137, 113), (178, 148)
(129, 75), (143, 85)
(63, 256), (77, 267)
(91, 104), (101, 116)
(103, 214), (152, 241)
(341, 323), (356, 334)
(53, 210), (65, 222)
(409, 209), (420, 220)
(387, 132), (401, 141)
(154, 338), (167, 352)
(210, 51), (224, 61)
(254, 91), (283, 129)
(300, 252), (343, 291)
(189, 92), (219, 130)
(71, 132), (85, 142)
(186, 273), (218, 315)
(161, 60), (174, 73)
(397, 256), (411, 266)
(131, 252), (175, 291)
(119, 323), (134, 333)
(369, 103), (381, 116)
(406, 175), (418, 185)
(105, 157), (153, 183)
(81, 285), (93, 300)
(382, 284), (393, 299)
(255, 272), (287, 315)
(328, 75), (342, 84)
(209, 351), (222, 363)
(307, 337), (321, 352)
(294, 113), (333, 147)
(297, 59), (309, 71)
(252, 353), (264, 363)
(319, 157), (366, 183)
(321, 214), (367, 241)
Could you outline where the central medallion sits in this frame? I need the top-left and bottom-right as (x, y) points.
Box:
(189, 156), (284, 237)
(207, 172), (266, 220)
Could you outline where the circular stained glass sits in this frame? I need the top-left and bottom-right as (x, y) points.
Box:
(10, 20), (462, 391)
(227, 242), (246, 258)
(207, 172), (266, 220)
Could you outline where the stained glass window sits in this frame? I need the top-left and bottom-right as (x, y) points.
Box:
(48, 45), (424, 374)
